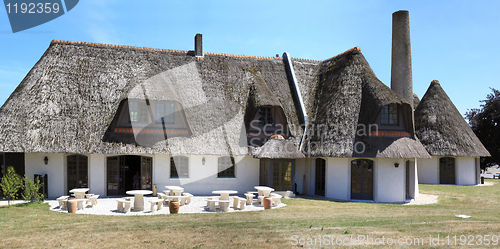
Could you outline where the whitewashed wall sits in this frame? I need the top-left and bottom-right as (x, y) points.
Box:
(294, 158), (311, 195)
(456, 157), (478, 185)
(25, 153), (65, 198)
(417, 156), (479, 185)
(325, 157), (349, 201)
(417, 157), (439, 184)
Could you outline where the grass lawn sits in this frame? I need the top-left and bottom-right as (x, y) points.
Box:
(1, 180), (500, 248)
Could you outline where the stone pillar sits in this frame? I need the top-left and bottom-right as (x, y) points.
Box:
(391, 10), (413, 108)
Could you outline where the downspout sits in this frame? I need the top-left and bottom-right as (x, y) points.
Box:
(282, 52), (308, 151)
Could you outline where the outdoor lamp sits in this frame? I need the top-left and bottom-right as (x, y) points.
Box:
(44, 156), (48, 165)
(202, 157), (205, 165)
(394, 162), (399, 168)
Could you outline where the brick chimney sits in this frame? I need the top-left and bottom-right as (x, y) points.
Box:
(390, 10), (413, 108)
(195, 33), (203, 57)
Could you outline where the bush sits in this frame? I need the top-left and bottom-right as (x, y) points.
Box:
(22, 176), (44, 203)
(0, 166), (23, 207)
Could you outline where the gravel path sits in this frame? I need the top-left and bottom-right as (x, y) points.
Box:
(45, 196), (286, 216)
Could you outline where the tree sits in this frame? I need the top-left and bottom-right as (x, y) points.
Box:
(0, 166), (23, 207)
(22, 175), (44, 203)
(465, 88), (500, 170)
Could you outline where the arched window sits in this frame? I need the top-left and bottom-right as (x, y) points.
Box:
(218, 156), (235, 178)
(170, 156), (189, 178)
(67, 155), (88, 191)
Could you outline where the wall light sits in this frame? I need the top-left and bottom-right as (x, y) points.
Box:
(44, 156), (49, 165)
(202, 157), (205, 165)
(394, 162), (399, 168)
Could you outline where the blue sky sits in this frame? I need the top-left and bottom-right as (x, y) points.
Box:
(1, 0), (499, 117)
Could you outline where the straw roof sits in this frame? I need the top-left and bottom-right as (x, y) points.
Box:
(253, 138), (305, 159)
(413, 93), (420, 109)
(0, 41), (302, 155)
(301, 47), (430, 158)
(414, 80), (491, 157)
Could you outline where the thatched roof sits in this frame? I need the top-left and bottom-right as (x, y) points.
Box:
(413, 93), (420, 109)
(0, 41), (303, 155)
(301, 47), (430, 158)
(253, 138), (305, 159)
(415, 80), (491, 157)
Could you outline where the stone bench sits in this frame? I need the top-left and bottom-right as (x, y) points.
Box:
(244, 193), (255, 205)
(117, 199), (133, 213)
(89, 195), (99, 207)
(233, 197), (247, 210)
(57, 196), (69, 208)
(206, 199), (230, 212)
(271, 194), (283, 206)
(183, 193), (193, 205)
(150, 199), (164, 212)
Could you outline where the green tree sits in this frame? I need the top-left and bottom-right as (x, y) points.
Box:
(0, 166), (23, 207)
(466, 88), (500, 170)
(22, 175), (44, 203)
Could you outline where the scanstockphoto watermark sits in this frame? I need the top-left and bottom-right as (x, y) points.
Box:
(3, 0), (80, 33)
(248, 120), (379, 155)
(290, 234), (500, 247)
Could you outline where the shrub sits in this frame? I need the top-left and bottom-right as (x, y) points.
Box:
(0, 166), (23, 207)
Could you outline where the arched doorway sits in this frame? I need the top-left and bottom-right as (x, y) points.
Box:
(351, 159), (373, 200)
(439, 157), (455, 184)
(107, 155), (152, 195)
(315, 158), (326, 196)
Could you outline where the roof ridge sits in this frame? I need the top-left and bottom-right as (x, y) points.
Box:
(322, 46), (361, 62)
(51, 40), (290, 61)
(51, 40), (190, 54)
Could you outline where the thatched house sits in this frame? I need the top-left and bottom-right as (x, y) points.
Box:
(415, 80), (491, 185)
(0, 11), (436, 203)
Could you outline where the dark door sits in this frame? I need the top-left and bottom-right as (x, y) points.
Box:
(439, 157), (455, 184)
(315, 158), (326, 196)
(405, 160), (410, 199)
(67, 155), (88, 192)
(107, 155), (152, 196)
(351, 159), (373, 200)
(107, 156), (126, 196)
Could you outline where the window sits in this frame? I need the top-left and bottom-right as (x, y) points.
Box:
(218, 156), (235, 178)
(156, 103), (175, 124)
(170, 156), (189, 178)
(381, 103), (398, 125)
(129, 101), (148, 123)
(258, 107), (274, 126)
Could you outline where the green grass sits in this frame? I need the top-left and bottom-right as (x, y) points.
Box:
(1, 180), (500, 248)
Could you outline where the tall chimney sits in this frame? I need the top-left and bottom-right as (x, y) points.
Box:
(195, 33), (203, 57)
(391, 10), (413, 108)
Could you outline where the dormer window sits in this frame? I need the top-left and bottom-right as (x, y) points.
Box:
(129, 101), (148, 123)
(156, 103), (175, 124)
(258, 107), (274, 126)
(381, 103), (398, 125)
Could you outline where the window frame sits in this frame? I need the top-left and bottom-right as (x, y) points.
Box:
(155, 102), (175, 124)
(217, 156), (236, 178)
(129, 101), (149, 123)
(380, 103), (398, 125)
(170, 156), (189, 179)
(258, 107), (274, 127)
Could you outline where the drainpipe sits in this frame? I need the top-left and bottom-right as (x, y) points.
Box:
(282, 52), (308, 151)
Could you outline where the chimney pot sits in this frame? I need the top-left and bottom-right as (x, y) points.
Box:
(195, 33), (203, 57)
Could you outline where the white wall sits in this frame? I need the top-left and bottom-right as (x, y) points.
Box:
(375, 158), (405, 203)
(294, 158), (310, 195)
(157, 155), (259, 195)
(417, 156), (479, 185)
(325, 157), (349, 201)
(25, 153), (65, 198)
(456, 157), (478, 185)
(89, 154), (106, 196)
(417, 157), (439, 184)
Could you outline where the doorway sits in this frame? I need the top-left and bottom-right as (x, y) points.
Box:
(439, 157), (455, 184)
(405, 160), (410, 199)
(259, 159), (295, 192)
(351, 159), (373, 200)
(315, 158), (326, 196)
(107, 155), (152, 196)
